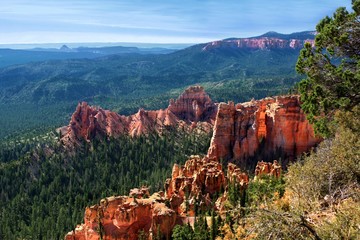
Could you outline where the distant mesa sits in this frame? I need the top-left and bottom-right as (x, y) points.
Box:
(202, 31), (315, 51)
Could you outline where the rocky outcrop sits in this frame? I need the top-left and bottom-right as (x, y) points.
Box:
(202, 38), (315, 51)
(65, 193), (176, 240)
(59, 86), (216, 148)
(164, 155), (226, 216)
(168, 86), (217, 122)
(227, 163), (249, 187)
(129, 187), (150, 199)
(207, 96), (321, 165)
(255, 160), (282, 179)
(215, 163), (249, 213)
(65, 155), (251, 239)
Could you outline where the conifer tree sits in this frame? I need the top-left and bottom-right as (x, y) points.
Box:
(296, 0), (360, 137)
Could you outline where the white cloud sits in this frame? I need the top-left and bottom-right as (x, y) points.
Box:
(0, 0), (353, 43)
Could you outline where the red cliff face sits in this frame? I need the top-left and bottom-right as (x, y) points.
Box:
(202, 37), (315, 51)
(65, 192), (176, 240)
(207, 96), (322, 165)
(61, 89), (320, 164)
(59, 102), (131, 147)
(60, 86), (216, 148)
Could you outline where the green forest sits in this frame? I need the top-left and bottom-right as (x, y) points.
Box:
(0, 1), (359, 239)
(0, 129), (211, 239)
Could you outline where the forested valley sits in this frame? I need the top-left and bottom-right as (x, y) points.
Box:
(0, 129), (211, 239)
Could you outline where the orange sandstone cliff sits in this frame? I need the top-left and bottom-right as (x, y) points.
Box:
(60, 87), (320, 164)
(207, 96), (321, 165)
(164, 155), (226, 216)
(65, 191), (176, 240)
(59, 86), (216, 148)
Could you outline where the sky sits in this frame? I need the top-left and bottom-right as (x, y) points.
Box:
(0, 0), (353, 45)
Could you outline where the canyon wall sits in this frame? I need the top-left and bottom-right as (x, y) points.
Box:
(207, 96), (321, 165)
(61, 87), (320, 164)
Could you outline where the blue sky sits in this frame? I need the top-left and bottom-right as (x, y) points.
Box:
(0, 0), (353, 44)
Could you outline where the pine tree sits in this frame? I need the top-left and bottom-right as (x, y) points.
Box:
(296, 0), (360, 137)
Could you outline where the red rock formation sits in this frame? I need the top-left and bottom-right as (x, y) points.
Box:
(202, 37), (315, 51)
(215, 163), (249, 212)
(129, 187), (150, 199)
(64, 91), (325, 239)
(60, 88), (320, 164)
(65, 194), (176, 240)
(59, 102), (131, 148)
(60, 86), (216, 148)
(227, 163), (249, 187)
(164, 155), (226, 216)
(255, 160), (282, 178)
(207, 96), (321, 164)
(168, 86), (217, 123)
(65, 156), (251, 239)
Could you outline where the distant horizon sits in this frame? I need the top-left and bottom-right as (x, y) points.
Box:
(0, 29), (315, 50)
(1, 0), (352, 45)
(0, 42), (195, 50)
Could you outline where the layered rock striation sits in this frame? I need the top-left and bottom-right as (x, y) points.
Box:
(202, 37), (315, 51)
(59, 86), (216, 148)
(207, 96), (321, 165)
(60, 87), (320, 164)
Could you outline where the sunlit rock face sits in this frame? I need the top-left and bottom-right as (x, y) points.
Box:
(254, 160), (282, 179)
(164, 155), (227, 216)
(65, 154), (251, 240)
(202, 38), (315, 51)
(65, 193), (176, 240)
(168, 85), (217, 123)
(60, 86), (216, 149)
(207, 96), (321, 165)
(60, 87), (320, 163)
